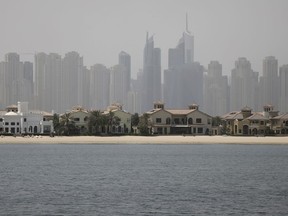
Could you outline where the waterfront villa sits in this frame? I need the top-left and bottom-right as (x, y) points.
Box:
(144, 102), (212, 135)
(221, 105), (288, 135)
(103, 103), (132, 134)
(62, 103), (132, 134)
(61, 106), (90, 134)
(0, 102), (54, 135)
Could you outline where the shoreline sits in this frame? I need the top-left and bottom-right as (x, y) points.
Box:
(0, 135), (288, 145)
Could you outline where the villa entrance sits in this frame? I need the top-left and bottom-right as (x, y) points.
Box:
(243, 125), (249, 135)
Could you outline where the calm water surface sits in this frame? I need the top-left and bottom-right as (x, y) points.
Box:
(0, 144), (288, 215)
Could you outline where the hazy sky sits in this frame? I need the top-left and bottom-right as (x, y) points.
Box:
(1, 0), (288, 77)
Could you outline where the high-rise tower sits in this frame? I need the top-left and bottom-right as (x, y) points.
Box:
(230, 57), (259, 111)
(141, 33), (161, 112)
(259, 56), (279, 109)
(164, 16), (203, 109)
(203, 61), (229, 116)
(280, 65), (288, 113)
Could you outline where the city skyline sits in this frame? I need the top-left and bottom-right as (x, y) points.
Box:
(1, 0), (288, 77)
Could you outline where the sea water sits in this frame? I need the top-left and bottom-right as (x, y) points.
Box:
(0, 144), (288, 215)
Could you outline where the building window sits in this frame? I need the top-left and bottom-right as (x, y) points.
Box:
(24, 118), (27, 122)
(166, 118), (171, 124)
(17, 122), (19, 125)
(260, 121), (264, 125)
(84, 116), (88, 121)
(197, 127), (203, 134)
(157, 127), (163, 134)
(11, 122), (15, 126)
(174, 118), (179, 124)
(196, 118), (202, 123)
(156, 118), (161, 123)
(5, 122), (9, 125)
(74, 118), (80, 122)
(188, 118), (193, 124)
(0, 118), (3, 122)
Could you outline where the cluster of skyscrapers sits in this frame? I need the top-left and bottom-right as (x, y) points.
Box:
(1, 26), (288, 116)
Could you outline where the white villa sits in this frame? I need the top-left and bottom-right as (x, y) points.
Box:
(144, 102), (212, 135)
(0, 102), (54, 135)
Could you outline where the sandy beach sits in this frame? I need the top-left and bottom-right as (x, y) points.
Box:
(0, 135), (288, 145)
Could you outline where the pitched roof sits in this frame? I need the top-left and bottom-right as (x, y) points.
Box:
(221, 111), (243, 120)
(273, 113), (288, 120)
(166, 109), (195, 115)
(246, 112), (268, 120)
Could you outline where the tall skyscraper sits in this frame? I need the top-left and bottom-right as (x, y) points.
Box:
(22, 61), (34, 106)
(89, 64), (110, 110)
(3, 53), (24, 106)
(280, 65), (288, 113)
(34, 53), (62, 112)
(0, 54), (33, 109)
(203, 61), (229, 116)
(45, 53), (62, 112)
(0, 62), (5, 109)
(117, 51), (131, 109)
(141, 33), (161, 112)
(109, 64), (127, 106)
(230, 57), (259, 111)
(34, 52), (47, 110)
(259, 56), (279, 109)
(118, 51), (131, 94)
(164, 19), (203, 109)
(62, 51), (84, 112)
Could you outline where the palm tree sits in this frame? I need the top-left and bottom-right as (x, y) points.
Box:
(107, 111), (121, 134)
(138, 113), (150, 135)
(59, 112), (76, 136)
(88, 110), (104, 135)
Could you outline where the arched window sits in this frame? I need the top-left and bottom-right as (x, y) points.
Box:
(34, 126), (38, 134)
(188, 118), (193, 124)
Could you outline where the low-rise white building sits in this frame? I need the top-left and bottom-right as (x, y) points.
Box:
(0, 102), (54, 135)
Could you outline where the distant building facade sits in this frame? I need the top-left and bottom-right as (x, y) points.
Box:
(230, 57), (259, 111)
(141, 33), (161, 112)
(203, 61), (229, 116)
(89, 64), (110, 110)
(164, 24), (203, 109)
(259, 56), (280, 110)
(279, 65), (288, 113)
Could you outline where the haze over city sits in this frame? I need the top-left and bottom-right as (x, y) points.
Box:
(1, 0), (288, 117)
(1, 0), (288, 77)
